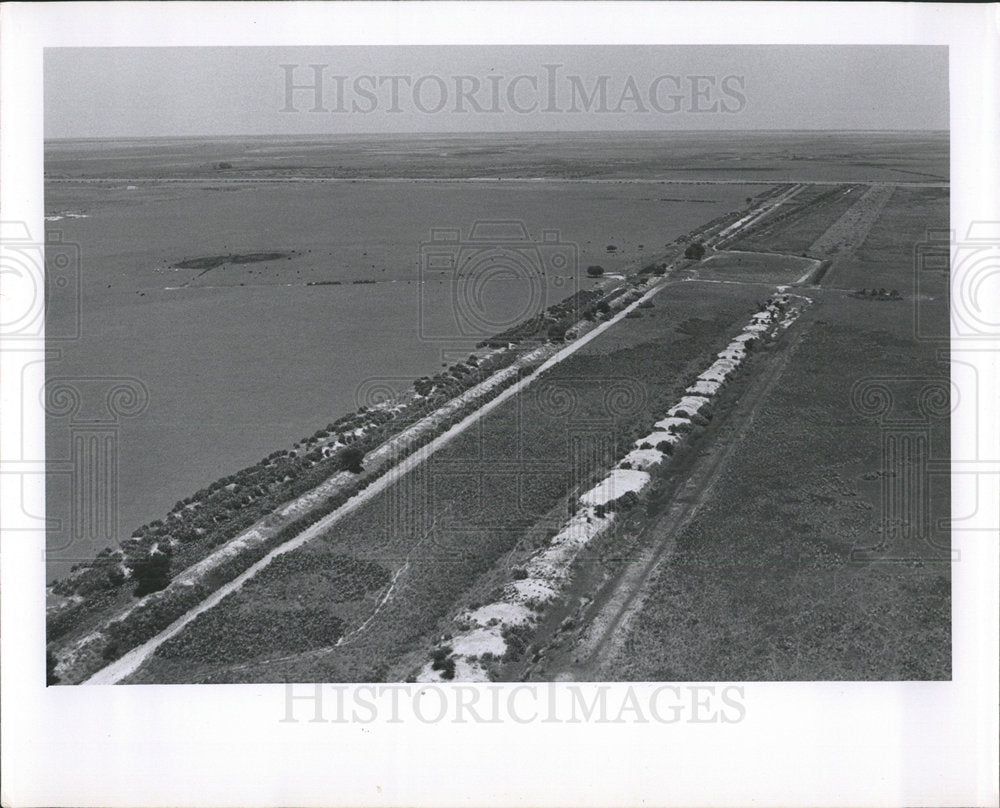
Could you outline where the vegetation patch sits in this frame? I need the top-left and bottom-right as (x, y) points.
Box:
(173, 252), (291, 270)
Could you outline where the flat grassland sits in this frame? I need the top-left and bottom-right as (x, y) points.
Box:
(604, 186), (950, 680)
(46, 131), (948, 183)
(698, 249), (816, 286)
(126, 279), (763, 683)
(726, 184), (867, 255)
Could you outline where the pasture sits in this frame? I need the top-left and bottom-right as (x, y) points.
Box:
(605, 186), (950, 680)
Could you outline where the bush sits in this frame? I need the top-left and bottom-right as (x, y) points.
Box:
(610, 490), (640, 512)
(684, 242), (706, 260)
(430, 645), (453, 664)
(656, 441), (674, 455)
(131, 551), (171, 597)
(339, 446), (365, 474)
(586, 265), (605, 277)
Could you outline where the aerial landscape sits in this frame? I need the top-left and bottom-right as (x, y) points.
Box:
(43, 127), (951, 685)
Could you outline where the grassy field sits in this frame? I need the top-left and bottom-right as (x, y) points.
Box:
(45, 131), (948, 182)
(126, 279), (763, 683)
(605, 186), (950, 680)
(698, 249), (816, 286)
(726, 184), (865, 255)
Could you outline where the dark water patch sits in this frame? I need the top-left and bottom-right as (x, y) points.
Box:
(173, 251), (291, 271)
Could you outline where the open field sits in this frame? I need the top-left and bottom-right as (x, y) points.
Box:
(125, 279), (764, 683)
(579, 185), (950, 680)
(45, 131), (948, 182)
(699, 249), (817, 286)
(724, 184), (865, 255)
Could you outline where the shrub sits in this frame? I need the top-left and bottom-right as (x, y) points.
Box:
(430, 645), (453, 665)
(656, 441), (674, 455)
(586, 265), (605, 277)
(339, 446), (365, 474)
(131, 551), (171, 597)
(611, 490), (640, 511)
(684, 242), (706, 260)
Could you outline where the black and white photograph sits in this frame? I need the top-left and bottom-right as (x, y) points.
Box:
(41, 44), (955, 686)
(1, 3), (997, 807)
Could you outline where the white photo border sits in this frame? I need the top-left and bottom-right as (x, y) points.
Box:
(2, 3), (998, 807)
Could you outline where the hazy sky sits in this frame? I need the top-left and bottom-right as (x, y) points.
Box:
(44, 45), (948, 139)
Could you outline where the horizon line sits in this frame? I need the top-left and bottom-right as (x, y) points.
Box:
(46, 128), (950, 143)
